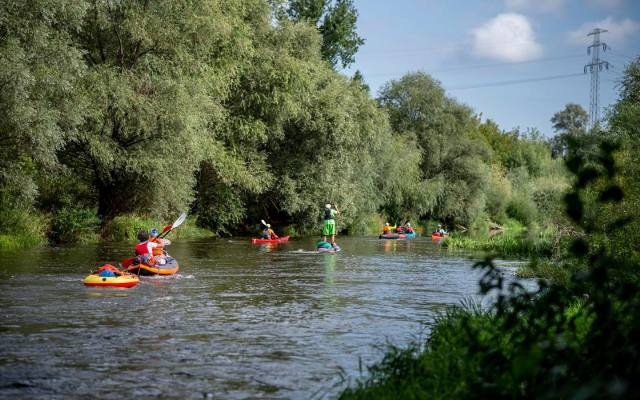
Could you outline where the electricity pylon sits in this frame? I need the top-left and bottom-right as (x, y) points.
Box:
(583, 28), (610, 130)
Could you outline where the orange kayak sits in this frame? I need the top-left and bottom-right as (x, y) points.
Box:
(121, 257), (180, 276)
(251, 236), (290, 244)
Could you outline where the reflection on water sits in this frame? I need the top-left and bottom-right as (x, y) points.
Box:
(0, 236), (528, 399)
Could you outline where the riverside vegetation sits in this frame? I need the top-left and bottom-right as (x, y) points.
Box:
(3, 0), (568, 250)
(340, 56), (640, 398)
(2, 1), (640, 397)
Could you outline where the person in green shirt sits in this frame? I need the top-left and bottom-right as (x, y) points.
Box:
(322, 203), (339, 244)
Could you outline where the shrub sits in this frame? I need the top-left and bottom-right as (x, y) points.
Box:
(50, 207), (101, 244)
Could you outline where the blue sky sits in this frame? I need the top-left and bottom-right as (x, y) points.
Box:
(345, 0), (640, 136)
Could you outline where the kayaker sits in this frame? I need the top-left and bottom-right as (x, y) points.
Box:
(382, 223), (392, 234)
(322, 203), (339, 244)
(405, 223), (415, 234)
(149, 227), (171, 264)
(261, 224), (279, 240)
(135, 230), (159, 265)
(435, 224), (447, 236)
(396, 225), (405, 234)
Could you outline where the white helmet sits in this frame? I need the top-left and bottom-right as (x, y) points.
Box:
(325, 204), (331, 209)
(407, 223), (411, 227)
(385, 222), (389, 226)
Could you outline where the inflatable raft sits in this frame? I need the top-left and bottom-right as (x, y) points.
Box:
(379, 232), (416, 239)
(121, 257), (180, 276)
(251, 236), (290, 244)
(83, 264), (139, 288)
(317, 244), (341, 253)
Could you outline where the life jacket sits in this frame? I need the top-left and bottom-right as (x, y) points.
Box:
(135, 241), (152, 256)
(149, 237), (164, 256)
(406, 227), (415, 233)
(262, 228), (271, 239)
(324, 208), (334, 221)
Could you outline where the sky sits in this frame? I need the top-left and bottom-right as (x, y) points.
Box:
(344, 0), (640, 136)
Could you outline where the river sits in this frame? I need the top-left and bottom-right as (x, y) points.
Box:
(0, 236), (527, 399)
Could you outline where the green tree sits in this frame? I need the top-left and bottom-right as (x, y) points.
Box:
(65, 0), (262, 219)
(549, 103), (588, 158)
(378, 72), (490, 225)
(285, 0), (365, 68)
(0, 0), (87, 236)
(605, 56), (640, 263)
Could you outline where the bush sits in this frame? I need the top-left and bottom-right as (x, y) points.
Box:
(102, 214), (213, 241)
(347, 213), (385, 236)
(49, 207), (101, 244)
(0, 207), (47, 249)
(506, 192), (538, 226)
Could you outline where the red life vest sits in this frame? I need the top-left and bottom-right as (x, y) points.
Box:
(135, 241), (152, 256)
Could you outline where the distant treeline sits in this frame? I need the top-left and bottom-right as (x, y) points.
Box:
(0, 0), (595, 246)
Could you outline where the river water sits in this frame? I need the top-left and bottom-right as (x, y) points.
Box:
(0, 236), (527, 399)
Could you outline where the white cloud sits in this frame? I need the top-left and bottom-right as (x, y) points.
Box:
(567, 17), (640, 46)
(505, 0), (566, 13)
(472, 13), (543, 62)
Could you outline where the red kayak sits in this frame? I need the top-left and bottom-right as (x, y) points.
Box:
(251, 236), (290, 244)
(431, 233), (449, 240)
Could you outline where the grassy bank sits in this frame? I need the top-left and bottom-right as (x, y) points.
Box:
(441, 220), (556, 259)
(0, 208), (48, 250)
(102, 215), (213, 242)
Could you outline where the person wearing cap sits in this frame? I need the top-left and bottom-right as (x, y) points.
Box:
(435, 224), (447, 236)
(405, 223), (415, 234)
(322, 203), (339, 243)
(149, 227), (171, 264)
(135, 230), (159, 266)
(261, 223), (279, 240)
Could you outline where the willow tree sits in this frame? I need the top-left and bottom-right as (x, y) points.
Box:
(64, 0), (265, 219)
(378, 72), (490, 225)
(195, 15), (392, 233)
(0, 0), (87, 233)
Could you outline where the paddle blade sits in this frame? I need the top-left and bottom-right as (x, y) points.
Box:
(172, 212), (187, 229)
(161, 224), (172, 234)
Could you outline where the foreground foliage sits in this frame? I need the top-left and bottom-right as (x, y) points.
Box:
(341, 138), (639, 400)
(340, 59), (640, 399)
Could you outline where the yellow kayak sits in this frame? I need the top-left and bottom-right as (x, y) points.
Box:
(83, 264), (140, 288)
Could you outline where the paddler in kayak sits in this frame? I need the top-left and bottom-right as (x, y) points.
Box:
(322, 203), (339, 244)
(149, 227), (171, 264)
(405, 223), (415, 234)
(135, 230), (159, 266)
(260, 221), (279, 240)
(433, 224), (448, 236)
(382, 222), (394, 234)
(263, 224), (279, 240)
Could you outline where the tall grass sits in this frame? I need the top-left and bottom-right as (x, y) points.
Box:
(0, 208), (48, 249)
(442, 219), (554, 258)
(102, 214), (213, 241)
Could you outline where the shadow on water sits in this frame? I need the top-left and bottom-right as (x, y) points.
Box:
(0, 236), (530, 399)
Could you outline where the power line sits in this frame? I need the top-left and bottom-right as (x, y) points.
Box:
(608, 49), (638, 60)
(362, 54), (585, 78)
(447, 73), (584, 91)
